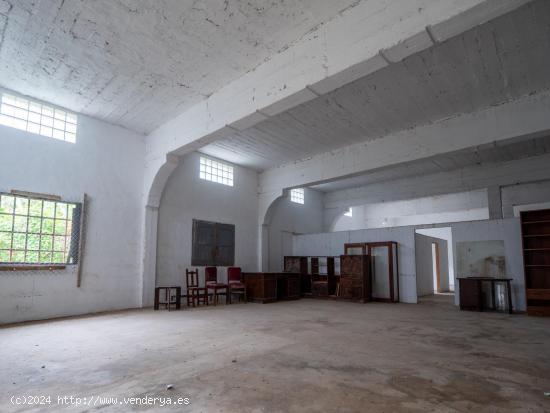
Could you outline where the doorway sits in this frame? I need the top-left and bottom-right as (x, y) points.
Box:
(415, 227), (454, 303)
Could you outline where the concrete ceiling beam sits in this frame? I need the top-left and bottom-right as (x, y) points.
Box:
(145, 0), (532, 167)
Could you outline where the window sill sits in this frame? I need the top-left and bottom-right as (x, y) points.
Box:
(0, 265), (67, 271)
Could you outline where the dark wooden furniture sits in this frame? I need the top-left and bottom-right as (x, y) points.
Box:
(227, 267), (247, 304)
(242, 272), (300, 303)
(154, 286), (181, 310)
(344, 242), (399, 303)
(205, 266), (228, 305)
(311, 257), (338, 298)
(458, 277), (513, 314)
(284, 256), (309, 295)
(521, 208), (550, 316)
(339, 255), (371, 303)
(186, 268), (208, 307)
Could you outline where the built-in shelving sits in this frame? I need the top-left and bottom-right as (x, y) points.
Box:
(521, 209), (550, 317)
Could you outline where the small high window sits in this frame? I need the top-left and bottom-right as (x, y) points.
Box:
(199, 156), (233, 187)
(290, 188), (304, 204)
(0, 93), (77, 143)
(344, 207), (353, 217)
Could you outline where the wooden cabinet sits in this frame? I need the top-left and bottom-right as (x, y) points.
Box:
(344, 242), (399, 302)
(340, 255), (371, 303)
(243, 272), (300, 303)
(521, 209), (550, 316)
(284, 256), (309, 295)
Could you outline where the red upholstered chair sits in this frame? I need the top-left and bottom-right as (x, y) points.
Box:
(227, 267), (247, 304)
(205, 266), (228, 305)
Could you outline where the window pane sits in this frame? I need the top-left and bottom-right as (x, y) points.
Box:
(41, 218), (54, 234)
(40, 235), (53, 250)
(66, 113), (77, 123)
(29, 102), (41, 113)
(12, 250), (25, 262)
(42, 106), (53, 117)
(27, 122), (40, 134)
(54, 219), (66, 235)
(28, 112), (41, 123)
(40, 125), (53, 137)
(14, 96), (28, 109)
(0, 250), (9, 262)
(52, 128), (65, 140)
(15, 197), (28, 215)
(28, 217), (42, 233)
(27, 234), (40, 250)
(55, 203), (67, 219)
(53, 252), (65, 263)
(43, 201), (55, 218)
(29, 199), (42, 216)
(65, 132), (76, 143)
(53, 235), (65, 251)
(40, 251), (52, 263)
(12, 233), (26, 249)
(0, 195), (15, 213)
(0, 232), (12, 249)
(26, 251), (39, 262)
(54, 109), (66, 120)
(13, 216), (28, 232)
(0, 214), (13, 231)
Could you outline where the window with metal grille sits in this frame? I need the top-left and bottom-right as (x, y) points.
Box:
(199, 156), (233, 187)
(191, 219), (235, 267)
(290, 188), (304, 204)
(0, 193), (81, 265)
(0, 93), (77, 143)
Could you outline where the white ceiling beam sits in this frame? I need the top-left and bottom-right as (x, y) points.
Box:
(145, 0), (532, 165)
(259, 89), (550, 195)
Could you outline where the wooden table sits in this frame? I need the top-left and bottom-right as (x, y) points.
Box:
(154, 286), (182, 310)
(242, 272), (300, 303)
(458, 277), (513, 314)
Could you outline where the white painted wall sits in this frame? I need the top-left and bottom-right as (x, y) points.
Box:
(156, 152), (259, 291)
(293, 217), (526, 310)
(331, 190), (489, 231)
(501, 180), (550, 218)
(0, 117), (145, 324)
(450, 218), (525, 310)
(266, 189), (324, 271)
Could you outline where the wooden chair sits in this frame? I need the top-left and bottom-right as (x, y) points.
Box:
(186, 269), (208, 307)
(205, 266), (228, 305)
(227, 267), (247, 304)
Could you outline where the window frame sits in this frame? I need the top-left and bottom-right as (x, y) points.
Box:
(290, 188), (305, 205)
(191, 219), (235, 267)
(199, 156), (234, 187)
(0, 92), (77, 143)
(0, 192), (81, 269)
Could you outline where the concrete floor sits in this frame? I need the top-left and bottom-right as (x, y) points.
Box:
(1, 296), (549, 412)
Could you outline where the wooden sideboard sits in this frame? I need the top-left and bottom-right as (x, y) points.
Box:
(243, 272), (300, 303)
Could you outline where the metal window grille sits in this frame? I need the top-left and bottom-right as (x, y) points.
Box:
(0, 193), (82, 265)
(199, 156), (234, 187)
(0, 93), (77, 143)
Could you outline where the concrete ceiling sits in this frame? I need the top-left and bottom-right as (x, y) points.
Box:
(200, 0), (550, 171)
(0, 0), (361, 134)
(311, 134), (550, 193)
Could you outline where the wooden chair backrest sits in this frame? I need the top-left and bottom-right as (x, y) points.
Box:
(186, 268), (200, 288)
